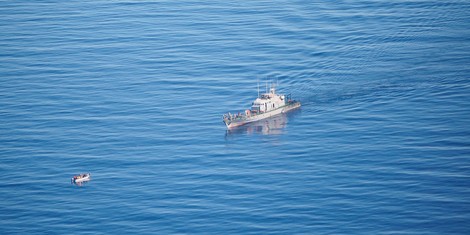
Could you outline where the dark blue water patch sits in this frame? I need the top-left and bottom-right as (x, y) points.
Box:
(1, 0), (470, 234)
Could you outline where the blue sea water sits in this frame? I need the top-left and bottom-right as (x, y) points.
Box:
(1, 0), (470, 234)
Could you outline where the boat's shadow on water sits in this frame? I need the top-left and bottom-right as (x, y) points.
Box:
(71, 181), (90, 187)
(225, 109), (301, 137)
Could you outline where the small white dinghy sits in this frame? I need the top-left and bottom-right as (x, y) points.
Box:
(71, 173), (91, 183)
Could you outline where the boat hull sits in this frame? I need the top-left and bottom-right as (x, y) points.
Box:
(224, 101), (301, 129)
(74, 177), (90, 183)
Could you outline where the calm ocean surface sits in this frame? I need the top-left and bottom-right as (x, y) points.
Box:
(1, 0), (470, 234)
